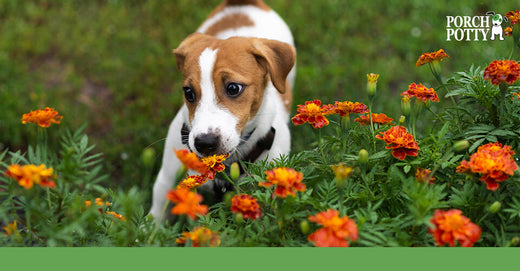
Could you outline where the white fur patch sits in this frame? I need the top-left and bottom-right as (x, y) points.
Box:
(189, 48), (240, 156)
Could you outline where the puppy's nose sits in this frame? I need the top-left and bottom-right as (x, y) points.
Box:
(194, 133), (220, 156)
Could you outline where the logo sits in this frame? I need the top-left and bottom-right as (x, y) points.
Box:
(446, 11), (508, 41)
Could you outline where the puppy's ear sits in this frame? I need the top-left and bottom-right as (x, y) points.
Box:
(173, 33), (214, 70)
(250, 39), (296, 94)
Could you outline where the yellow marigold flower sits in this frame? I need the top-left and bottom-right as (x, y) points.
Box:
(201, 154), (229, 180)
(415, 168), (435, 184)
(456, 142), (518, 191)
(331, 163), (353, 181)
(260, 167), (305, 198)
(512, 92), (520, 100)
(166, 188), (208, 220)
(3, 220), (18, 236)
(308, 209), (358, 247)
(176, 226), (221, 247)
(483, 60), (520, 85)
(401, 83), (439, 102)
(177, 175), (207, 190)
(5, 164), (56, 189)
(504, 27), (513, 37)
(506, 10), (520, 25)
(366, 73), (380, 95)
(106, 211), (126, 221)
(21, 107), (63, 128)
(428, 209), (481, 247)
(416, 49), (449, 67)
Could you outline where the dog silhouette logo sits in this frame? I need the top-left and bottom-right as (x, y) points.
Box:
(487, 11), (508, 41)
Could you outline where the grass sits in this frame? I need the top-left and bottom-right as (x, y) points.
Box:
(0, 0), (516, 213)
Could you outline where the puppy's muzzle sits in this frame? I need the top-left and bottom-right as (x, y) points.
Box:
(194, 133), (220, 156)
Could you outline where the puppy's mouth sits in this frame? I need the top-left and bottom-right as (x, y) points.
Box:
(181, 123), (237, 158)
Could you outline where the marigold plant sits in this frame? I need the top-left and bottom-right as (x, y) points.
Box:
(21, 107), (63, 128)
(291, 100), (332, 128)
(428, 209), (481, 247)
(354, 113), (393, 126)
(307, 209), (358, 247)
(230, 194), (262, 220)
(401, 83), (439, 102)
(5, 164), (56, 189)
(416, 49), (449, 67)
(375, 126), (420, 160)
(260, 167), (305, 198)
(176, 226), (221, 247)
(483, 60), (520, 85)
(456, 142), (518, 191)
(166, 188), (208, 220)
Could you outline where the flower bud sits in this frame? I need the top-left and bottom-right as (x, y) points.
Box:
(401, 96), (411, 115)
(230, 162), (240, 182)
(223, 191), (235, 206)
(300, 220), (310, 235)
(453, 140), (470, 152)
(510, 236), (520, 247)
(366, 73), (379, 97)
(141, 147), (156, 168)
(358, 149), (369, 164)
(489, 201), (501, 214)
(235, 212), (244, 224)
(399, 115), (406, 126)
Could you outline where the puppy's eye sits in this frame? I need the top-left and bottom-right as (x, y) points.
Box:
(183, 87), (196, 103)
(226, 83), (244, 97)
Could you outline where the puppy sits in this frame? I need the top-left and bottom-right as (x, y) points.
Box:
(149, 0), (296, 221)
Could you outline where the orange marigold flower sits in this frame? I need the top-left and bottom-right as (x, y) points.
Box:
(174, 149), (208, 174)
(354, 112), (394, 126)
(375, 126), (420, 160)
(106, 211), (126, 221)
(331, 163), (353, 181)
(260, 167), (306, 198)
(5, 164), (56, 189)
(176, 226), (221, 247)
(428, 209), (481, 247)
(166, 188), (208, 220)
(231, 194), (262, 220)
(308, 209), (358, 247)
(3, 220), (18, 237)
(401, 83), (439, 102)
(292, 100), (332, 128)
(201, 154), (229, 180)
(415, 168), (435, 184)
(506, 10), (520, 25)
(177, 175), (207, 190)
(483, 60), (520, 85)
(504, 27), (513, 37)
(456, 142), (518, 191)
(21, 107), (63, 128)
(416, 49), (449, 67)
(326, 101), (369, 117)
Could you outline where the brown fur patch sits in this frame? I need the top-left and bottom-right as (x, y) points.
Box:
(208, 0), (270, 18)
(203, 13), (255, 36)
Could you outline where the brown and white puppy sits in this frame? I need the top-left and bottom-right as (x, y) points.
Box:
(150, 0), (296, 221)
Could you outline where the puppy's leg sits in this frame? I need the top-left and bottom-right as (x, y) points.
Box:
(149, 105), (188, 222)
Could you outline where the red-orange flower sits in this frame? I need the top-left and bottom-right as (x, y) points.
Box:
(166, 188), (208, 220)
(21, 107), (63, 128)
(307, 209), (358, 247)
(5, 164), (56, 189)
(401, 83), (439, 102)
(506, 10), (520, 25)
(456, 142), (518, 191)
(483, 60), (520, 85)
(106, 211), (126, 221)
(325, 101), (368, 117)
(415, 168), (435, 184)
(230, 194), (262, 220)
(201, 154), (229, 180)
(177, 175), (207, 190)
(292, 100), (332, 128)
(354, 112), (393, 126)
(174, 149), (208, 174)
(375, 126), (420, 160)
(428, 209), (481, 247)
(260, 167), (305, 198)
(416, 49), (449, 67)
(504, 27), (513, 37)
(176, 226), (221, 247)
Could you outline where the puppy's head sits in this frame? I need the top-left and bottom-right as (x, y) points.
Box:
(173, 33), (295, 157)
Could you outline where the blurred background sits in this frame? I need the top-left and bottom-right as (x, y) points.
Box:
(0, 0), (514, 203)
